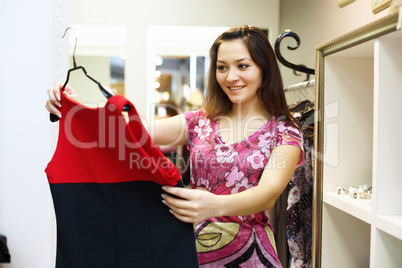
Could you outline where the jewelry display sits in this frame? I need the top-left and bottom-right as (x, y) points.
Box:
(336, 185), (372, 199)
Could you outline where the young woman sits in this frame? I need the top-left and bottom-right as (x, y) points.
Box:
(46, 25), (303, 268)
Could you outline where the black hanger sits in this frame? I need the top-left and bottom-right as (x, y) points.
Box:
(50, 27), (130, 122)
(289, 100), (312, 113)
(300, 106), (314, 127)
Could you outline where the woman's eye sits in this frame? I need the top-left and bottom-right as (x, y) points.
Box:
(217, 65), (227, 71)
(239, 64), (249, 69)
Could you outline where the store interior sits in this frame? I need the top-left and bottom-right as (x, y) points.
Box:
(0, 0), (400, 267)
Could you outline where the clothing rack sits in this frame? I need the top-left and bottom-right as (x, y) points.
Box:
(284, 79), (315, 92)
(272, 30), (315, 268)
(284, 79), (315, 106)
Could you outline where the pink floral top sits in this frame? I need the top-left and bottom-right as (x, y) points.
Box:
(185, 110), (304, 268)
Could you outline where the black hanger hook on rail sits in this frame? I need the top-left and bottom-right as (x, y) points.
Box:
(274, 30), (315, 76)
(293, 65), (310, 82)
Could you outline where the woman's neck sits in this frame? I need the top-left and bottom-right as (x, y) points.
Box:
(228, 101), (270, 122)
(218, 101), (271, 144)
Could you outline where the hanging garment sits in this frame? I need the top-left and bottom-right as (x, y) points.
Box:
(45, 91), (198, 268)
(287, 124), (314, 268)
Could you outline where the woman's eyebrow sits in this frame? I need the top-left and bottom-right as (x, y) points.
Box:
(217, 57), (252, 63)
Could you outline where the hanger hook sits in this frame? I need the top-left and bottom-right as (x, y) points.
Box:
(274, 30), (315, 75)
(62, 27), (78, 68)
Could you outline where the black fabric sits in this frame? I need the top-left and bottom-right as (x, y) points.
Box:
(50, 180), (198, 268)
(0, 234), (11, 263)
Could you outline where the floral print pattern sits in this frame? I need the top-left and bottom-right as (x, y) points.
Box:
(247, 150), (266, 169)
(185, 110), (304, 268)
(194, 118), (213, 139)
(215, 144), (238, 163)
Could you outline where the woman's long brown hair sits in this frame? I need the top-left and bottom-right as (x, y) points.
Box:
(203, 25), (299, 128)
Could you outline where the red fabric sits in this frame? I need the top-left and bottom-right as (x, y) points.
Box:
(46, 89), (181, 186)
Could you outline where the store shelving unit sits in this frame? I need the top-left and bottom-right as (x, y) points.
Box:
(313, 12), (402, 268)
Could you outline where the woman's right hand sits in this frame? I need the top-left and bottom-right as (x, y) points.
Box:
(45, 82), (78, 118)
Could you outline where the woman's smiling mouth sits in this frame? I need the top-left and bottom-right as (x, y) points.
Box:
(229, 86), (245, 91)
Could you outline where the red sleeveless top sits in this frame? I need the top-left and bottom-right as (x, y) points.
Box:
(46, 90), (181, 185)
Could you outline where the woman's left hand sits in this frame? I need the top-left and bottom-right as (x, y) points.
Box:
(161, 186), (219, 223)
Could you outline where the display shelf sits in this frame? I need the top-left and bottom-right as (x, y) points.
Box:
(323, 192), (372, 224)
(314, 12), (402, 268)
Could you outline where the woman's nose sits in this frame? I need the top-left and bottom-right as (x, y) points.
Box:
(226, 69), (239, 82)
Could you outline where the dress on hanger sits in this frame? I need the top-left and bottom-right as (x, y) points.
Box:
(45, 91), (198, 268)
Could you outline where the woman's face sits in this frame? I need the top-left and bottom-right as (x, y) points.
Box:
(215, 39), (262, 107)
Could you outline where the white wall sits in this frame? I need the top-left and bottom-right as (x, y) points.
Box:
(279, 0), (390, 88)
(0, 0), (65, 267)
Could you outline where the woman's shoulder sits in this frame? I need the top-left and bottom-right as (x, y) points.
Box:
(184, 109), (207, 122)
(269, 116), (299, 130)
(184, 109), (210, 129)
(184, 109), (206, 118)
(268, 116), (302, 139)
